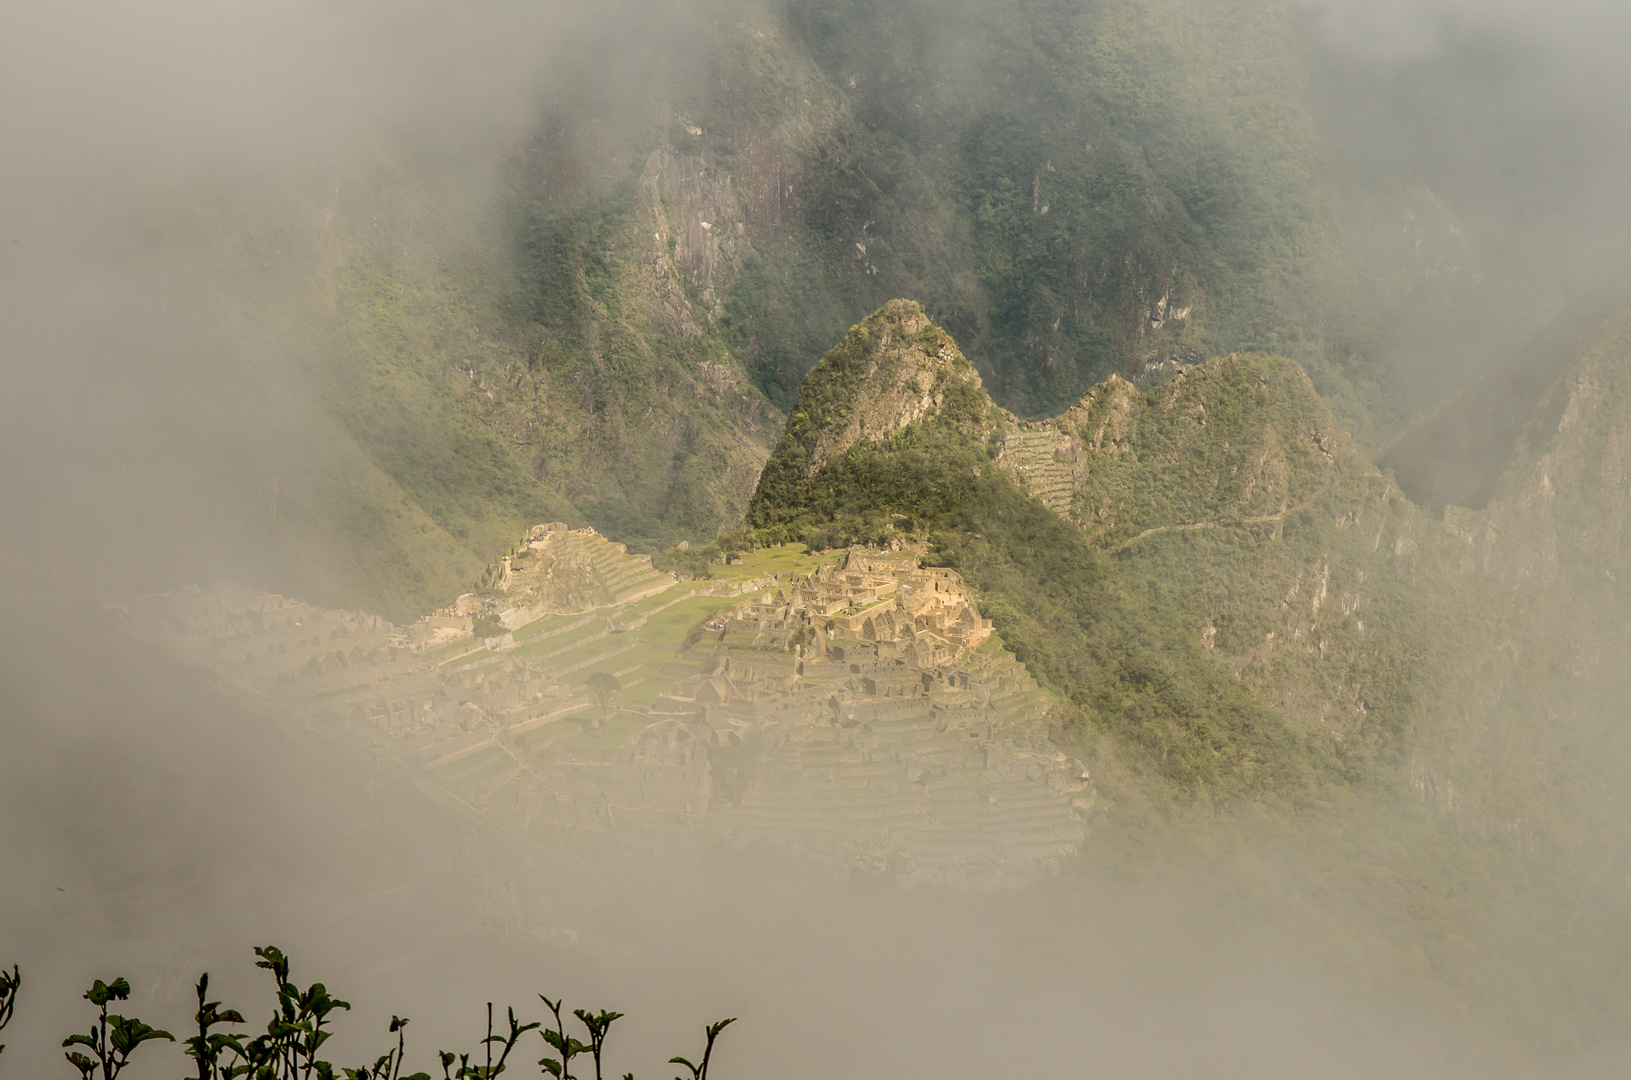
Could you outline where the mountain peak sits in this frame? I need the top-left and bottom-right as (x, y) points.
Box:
(750, 300), (989, 501)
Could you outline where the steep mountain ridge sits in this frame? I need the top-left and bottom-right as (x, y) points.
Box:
(749, 299), (1631, 851)
(997, 355), (1364, 542)
(750, 301), (1351, 801)
(987, 351), (1482, 772)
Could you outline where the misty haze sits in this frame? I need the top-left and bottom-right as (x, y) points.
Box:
(6, 0), (1631, 1077)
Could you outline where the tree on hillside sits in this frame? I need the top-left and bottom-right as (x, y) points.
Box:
(586, 672), (619, 729)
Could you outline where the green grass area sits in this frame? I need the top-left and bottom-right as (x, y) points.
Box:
(508, 619), (608, 661)
(514, 716), (586, 749)
(609, 677), (677, 710)
(637, 595), (737, 649)
(710, 544), (839, 583)
(312, 683), (372, 700)
(506, 583), (680, 643)
(621, 585), (686, 617)
(562, 641), (718, 708)
(556, 711), (649, 752)
(510, 611), (588, 641)
(446, 655), (512, 679)
(542, 635), (631, 672)
(457, 754), (516, 788)
(559, 645), (674, 685)
(436, 744), (507, 781)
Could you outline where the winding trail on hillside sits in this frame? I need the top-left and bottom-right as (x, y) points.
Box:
(1104, 512), (1285, 553)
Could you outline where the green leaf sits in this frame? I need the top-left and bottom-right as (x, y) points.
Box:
(84, 977), (131, 1007)
(107, 1014), (175, 1055)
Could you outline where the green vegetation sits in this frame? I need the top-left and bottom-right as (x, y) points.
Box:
(473, 615), (509, 641)
(499, 127), (780, 552)
(585, 671), (620, 727)
(511, 614), (582, 642)
(770, 0), (1307, 410)
(754, 398), (1337, 801)
(668, 1019), (735, 1080)
(63, 977), (174, 1080)
(635, 596), (734, 646)
(6, 951), (732, 1080)
(742, 303), (1520, 809)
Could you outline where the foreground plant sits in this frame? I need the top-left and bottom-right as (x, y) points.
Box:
(669, 1018), (734, 1080)
(24, 947), (734, 1079)
(0, 963), (18, 1057)
(183, 972), (247, 1080)
(62, 977), (175, 1080)
(571, 1009), (621, 1080)
(433, 1002), (536, 1080)
(337, 1015), (426, 1080)
(537, 995), (587, 1080)
(242, 945), (352, 1080)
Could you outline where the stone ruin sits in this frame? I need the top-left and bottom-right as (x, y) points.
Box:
(117, 535), (1094, 884)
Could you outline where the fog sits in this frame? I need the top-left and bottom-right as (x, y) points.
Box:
(9, 574), (1624, 1079)
(0, 0), (705, 603)
(6, 0), (1631, 1076)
